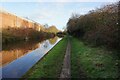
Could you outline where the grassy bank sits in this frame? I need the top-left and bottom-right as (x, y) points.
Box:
(70, 37), (119, 78)
(22, 37), (67, 78)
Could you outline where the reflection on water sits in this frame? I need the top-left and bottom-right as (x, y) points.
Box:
(49, 37), (58, 45)
(1, 37), (60, 78)
(1, 41), (40, 67)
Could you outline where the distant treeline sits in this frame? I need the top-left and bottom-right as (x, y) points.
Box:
(2, 27), (56, 44)
(2, 25), (59, 44)
(67, 2), (120, 49)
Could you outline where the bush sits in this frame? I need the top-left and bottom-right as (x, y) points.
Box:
(2, 27), (56, 44)
(67, 2), (119, 49)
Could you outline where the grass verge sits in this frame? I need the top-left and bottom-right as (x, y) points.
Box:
(22, 37), (67, 79)
(70, 37), (119, 78)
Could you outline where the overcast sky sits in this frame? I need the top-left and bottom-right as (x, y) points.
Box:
(0, 0), (118, 30)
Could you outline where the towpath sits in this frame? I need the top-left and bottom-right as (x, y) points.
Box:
(60, 38), (71, 78)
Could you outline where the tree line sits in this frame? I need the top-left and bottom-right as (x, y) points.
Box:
(67, 2), (120, 49)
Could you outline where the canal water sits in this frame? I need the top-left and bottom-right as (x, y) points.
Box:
(0, 37), (61, 78)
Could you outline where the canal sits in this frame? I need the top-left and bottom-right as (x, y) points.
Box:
(0, 37), (61, 78)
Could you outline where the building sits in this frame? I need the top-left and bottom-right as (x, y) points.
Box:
(0, 9), (42, 31)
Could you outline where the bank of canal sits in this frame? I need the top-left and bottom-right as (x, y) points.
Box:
(22, 37), (68, 78)
(1, 37), (62, 78)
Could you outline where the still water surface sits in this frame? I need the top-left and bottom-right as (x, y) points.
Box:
(1, 37), (61, 78)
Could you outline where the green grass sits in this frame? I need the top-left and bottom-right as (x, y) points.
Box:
(22, 37), (67, 79)
(70, 37), (119, 78)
